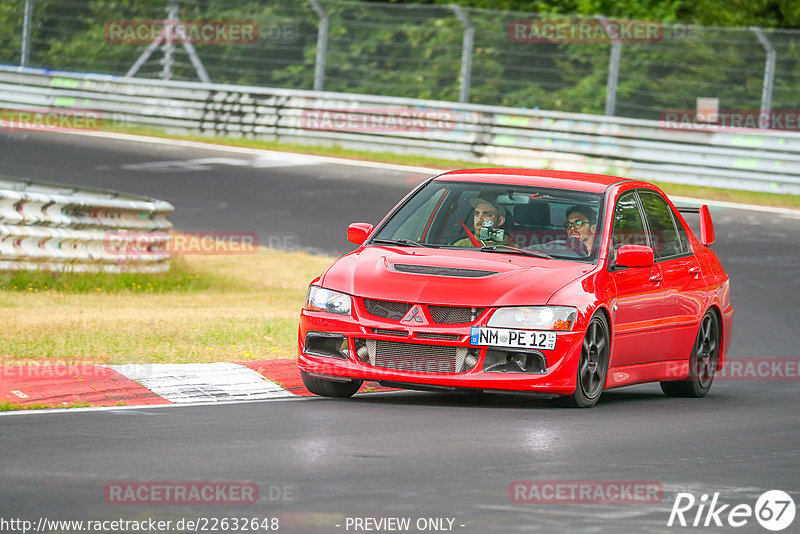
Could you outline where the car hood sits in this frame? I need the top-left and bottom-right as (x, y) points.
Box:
(319, 246), (593, 307)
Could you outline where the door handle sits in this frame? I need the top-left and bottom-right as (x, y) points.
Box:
(649, 274), (662, 283)
(688, 266), (701, 278)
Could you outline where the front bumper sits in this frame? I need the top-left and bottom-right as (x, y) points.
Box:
(297, 307), (583, 396)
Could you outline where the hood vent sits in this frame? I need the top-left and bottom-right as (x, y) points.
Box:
(392, 263), (498, 278)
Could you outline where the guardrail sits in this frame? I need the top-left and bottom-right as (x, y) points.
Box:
(2, 65), (799, 194)
(0, 175), (174, 273)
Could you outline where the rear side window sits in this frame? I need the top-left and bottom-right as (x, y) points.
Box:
(639, 191), (685, 258)
(675, 214), (690, 252)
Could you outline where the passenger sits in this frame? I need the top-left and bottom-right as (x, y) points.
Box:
(454, 196), (512, 247)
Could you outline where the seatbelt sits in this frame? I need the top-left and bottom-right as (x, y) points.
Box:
(455, 214), (481, 247)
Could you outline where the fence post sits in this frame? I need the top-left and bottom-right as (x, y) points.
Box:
(751, 27), (776, 129)
(160, 0), (178, 80)
(20, 0), (33, 67)
(450, 4), (474, 104)
(596, 15), (621, 116)
(309, 0), (328, 91)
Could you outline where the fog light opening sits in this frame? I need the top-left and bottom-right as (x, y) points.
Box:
(304, 332), (349, 360)
(483, 349), (546, 374)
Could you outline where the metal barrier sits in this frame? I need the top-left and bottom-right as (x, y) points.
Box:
(0, 175), (174, 273)
(1, 66), (799, 195)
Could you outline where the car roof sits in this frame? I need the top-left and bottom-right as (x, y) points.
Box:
(435, 168), (631, 194)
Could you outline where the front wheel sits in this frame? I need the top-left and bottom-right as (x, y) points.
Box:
(301, 370), (363, 398)
(558, 313), (610, 408)
(660, 311), (719, 398)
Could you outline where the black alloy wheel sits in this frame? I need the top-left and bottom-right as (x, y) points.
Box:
(559, 313), (610, 408)
(661, 311), (719, 398)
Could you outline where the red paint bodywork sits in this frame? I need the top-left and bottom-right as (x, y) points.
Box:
(298, 169), (733, 397)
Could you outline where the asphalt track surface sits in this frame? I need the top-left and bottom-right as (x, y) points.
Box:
(2, 131), (799, 533)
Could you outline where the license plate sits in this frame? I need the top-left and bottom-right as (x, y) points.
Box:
(470, 327), (556, 350)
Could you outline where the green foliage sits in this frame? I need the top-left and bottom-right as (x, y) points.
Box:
(418, 0), (799, 28)
(1, 0), (797, 120)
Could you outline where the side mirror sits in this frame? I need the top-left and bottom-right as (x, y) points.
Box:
(347, 222), (374, 245)
(615, 245), (654, 268)
(699, 205), (715, 246)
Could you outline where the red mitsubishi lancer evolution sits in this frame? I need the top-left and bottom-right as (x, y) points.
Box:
(297, 169), (733, 407)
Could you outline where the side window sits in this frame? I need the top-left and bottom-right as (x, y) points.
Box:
(639, 192), (683, 258)
(611, 192), (647, 254)
(386, 188), (446, 242)
(675, 216), (690, 253)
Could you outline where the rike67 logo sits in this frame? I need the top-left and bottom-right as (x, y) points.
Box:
(668, 490), (795, 531)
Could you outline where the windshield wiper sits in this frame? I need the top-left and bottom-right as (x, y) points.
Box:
(370, 238), (438, 248)
(478, 245), (552, 259)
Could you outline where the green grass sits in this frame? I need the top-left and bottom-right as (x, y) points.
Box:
(0, 257), (213, 293)
(0, 250), (334, 365)
(2, 315), (299, 363)
(648, 180), (800, 209)
(106, 124), (800, 210)
(109, 124), (489, 170)
(0, 401), (92, 411)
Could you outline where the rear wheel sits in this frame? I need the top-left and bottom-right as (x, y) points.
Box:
(301, 371), (362, 398)
(660, 311), (719, 398)
(558, 313), (610, 408)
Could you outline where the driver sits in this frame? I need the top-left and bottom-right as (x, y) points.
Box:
(564, 204), (597, 255)
(454, 196), (512, 247)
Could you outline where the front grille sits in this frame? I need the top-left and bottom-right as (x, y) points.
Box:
(429, 305), (483, 324)
(363, 299), (412, 320)
(354, 339), (478, 374)
(393, 264), (498, 278)
(372, 328), (408, 337)
(417, 332), (461, 341)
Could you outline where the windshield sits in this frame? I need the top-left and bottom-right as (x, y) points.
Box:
(371, 180), (605, 261)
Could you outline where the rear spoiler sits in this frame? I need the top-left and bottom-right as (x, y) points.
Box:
(676, 205), (715, 246)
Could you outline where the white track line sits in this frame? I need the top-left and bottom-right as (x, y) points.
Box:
(55, 130), (800, 217)
(59, 130), (442, 174)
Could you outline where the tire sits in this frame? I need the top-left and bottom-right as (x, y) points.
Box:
(558, 313), (610, 408)
(300, 370), (362, 398)
(660, 311), (719, 398)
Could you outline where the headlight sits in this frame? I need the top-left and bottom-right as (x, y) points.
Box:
(488, 306), (576, 331)
(304, 286), (352, 315)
